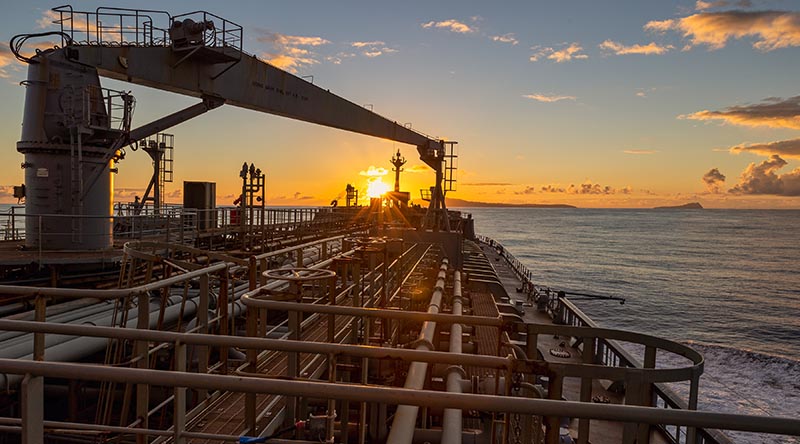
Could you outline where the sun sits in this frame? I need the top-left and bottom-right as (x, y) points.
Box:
(366, 178), (391, 198)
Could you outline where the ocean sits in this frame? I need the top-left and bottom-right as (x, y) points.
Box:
(468, 208), (800, 444)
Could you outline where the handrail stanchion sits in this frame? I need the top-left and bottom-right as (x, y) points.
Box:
(173, 340), (186, 444)
(135, 290), (150, 444)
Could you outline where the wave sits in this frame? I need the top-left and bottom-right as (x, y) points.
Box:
(664, 341), (800, 444)
(686, 340), (800, 365)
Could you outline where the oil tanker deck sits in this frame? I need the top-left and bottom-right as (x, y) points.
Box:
(1, 5), (798, 444)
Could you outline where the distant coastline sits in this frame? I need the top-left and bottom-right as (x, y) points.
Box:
(445, 198), (576, 208)
(653, 202), (703, 210)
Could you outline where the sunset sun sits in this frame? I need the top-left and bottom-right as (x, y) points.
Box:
(366, 178), (391, 198)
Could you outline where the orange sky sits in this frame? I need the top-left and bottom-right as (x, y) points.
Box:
(2, 2), (800, 209)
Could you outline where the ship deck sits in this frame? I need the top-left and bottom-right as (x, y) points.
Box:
(475, 241), (669, 444)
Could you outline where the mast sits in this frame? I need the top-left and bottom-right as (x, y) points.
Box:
(390, 149), (406, 193)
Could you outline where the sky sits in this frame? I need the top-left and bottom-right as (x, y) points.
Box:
(1, 0), (800, 208)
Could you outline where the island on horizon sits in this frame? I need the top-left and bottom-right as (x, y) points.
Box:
(653, 202), (704, 210)
(445, 197), (576, 208)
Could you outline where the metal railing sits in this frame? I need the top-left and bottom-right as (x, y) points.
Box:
(51, 5), (172, 47)
(477, 235), (734, 444)
(1, 205), (358, 251)
(48, 5), (242, 56)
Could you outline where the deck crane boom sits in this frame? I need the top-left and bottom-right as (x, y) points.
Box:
(13, 6), (453, 250)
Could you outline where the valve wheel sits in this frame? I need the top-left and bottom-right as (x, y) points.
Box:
(263, 267), (336, 281)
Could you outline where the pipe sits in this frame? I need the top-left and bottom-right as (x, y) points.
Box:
(0, 320), (510, 370)
(4, 298), (98, 321)
(0, 296), (184, 360)
(0, 300), (115, 344)
(0, 295), (198, 389)
(386, 259), (448, 444)
(441, 271), (463, 444)
(1, 359), (799, 436)
(241, 298), (501, 327)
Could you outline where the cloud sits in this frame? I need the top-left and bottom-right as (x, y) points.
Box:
(462, 182), (514, 186)
(350, 41), (397, 58)
(363, 48), (397, 58)
(0, 43), (14, 78)
(729, 138), (800, 159)
(166, 189), (182, 199)
(359, 166), (388, 177)
(0, 185), (16, 200)
(599, 39), (673, 55)
(623, 149), (658, 154)
(351, 41), (385, 48)
(522, 93), (576, 103)
(1, 39), (60, 79)
(696, 0), (752, 11)
(515, 181), (628, 195)
(257, 31), (330, 73)
(405, 164), (432, 173)
(636, 91), (647, 98)
(421, 19), (474, 34)
(702, 168), (727, 193)
(540, 185), (566, 193)
(729, 155), (800, 195)
(37, 10), (60, 29)
(645, 10), (800, 51)
(293, 191), (315, 200)
(530, 43), (588, 63)
(491, 33), (519, 45)
(568, 182), (617, 195)
(114, 187), (146, 200)
(681, 96), (800, 129)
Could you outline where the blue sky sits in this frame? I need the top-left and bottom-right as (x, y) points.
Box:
(2, 1), (800, 207)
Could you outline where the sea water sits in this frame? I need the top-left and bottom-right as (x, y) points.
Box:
(469, 208), (800, 444)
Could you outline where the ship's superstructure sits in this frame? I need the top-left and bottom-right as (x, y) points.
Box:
(0, 6), (798, 444)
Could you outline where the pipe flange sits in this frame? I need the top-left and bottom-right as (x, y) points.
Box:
(405, 338), (435, 351)
(445, 365), (467, 379)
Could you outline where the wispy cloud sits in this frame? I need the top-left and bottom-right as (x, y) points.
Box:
(257, 30), (330, 73)
(365, 47), (397, 58)
(37, 10), (60, 29)
(681, 96), (800, 129)
(623, 149), (658, 154)
(729, 138), (800, 159)
(0, 43), (14, 78)
(421, 19), (474, 34)
(729, 155), (800, 195)
(0, 185), (17, 201)
(1, 37), (60, 79)
(635, 87), (660, 98)
(359, 166), (388, 177)
(522, 93), (576, 103)
(351, 41), (385, 48)
(462, 182), (514, 186)
(405, 164), (432, 173)
(293, 192), (315, 200)
(645, 10), (800, 51)
(115, 187), (147, 200)
(599, 40), (673, 55)
(491, 33), (519, 45)
(695, 0), (752, 11)
(516, 181), (632, 195)
(530, 43), (588, 63)
(702, 168), (727, 193)
(350, 41), (398, 58)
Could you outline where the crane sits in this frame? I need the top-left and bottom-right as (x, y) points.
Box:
(12, 6), (454, 250)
